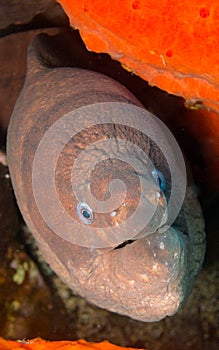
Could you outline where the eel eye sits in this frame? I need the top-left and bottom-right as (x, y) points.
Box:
(77, 202), (94, 224)
(152, 169), (167, 192)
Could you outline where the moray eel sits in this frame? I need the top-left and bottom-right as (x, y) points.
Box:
(7, 34), (206, 322)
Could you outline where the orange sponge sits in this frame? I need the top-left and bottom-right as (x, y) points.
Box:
(58, 0), (219, 112)
(0, 338), (146, 350)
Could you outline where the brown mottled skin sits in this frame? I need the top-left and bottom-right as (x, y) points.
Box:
(7, 34), (206, 322)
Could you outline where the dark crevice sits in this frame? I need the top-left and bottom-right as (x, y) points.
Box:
(114, 239), (135, 249)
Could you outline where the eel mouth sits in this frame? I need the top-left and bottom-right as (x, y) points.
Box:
(71, 225), (188, 322)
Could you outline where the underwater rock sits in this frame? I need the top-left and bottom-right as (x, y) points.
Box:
(0, 0), (59, 29)
(0, 153), (19, 264)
